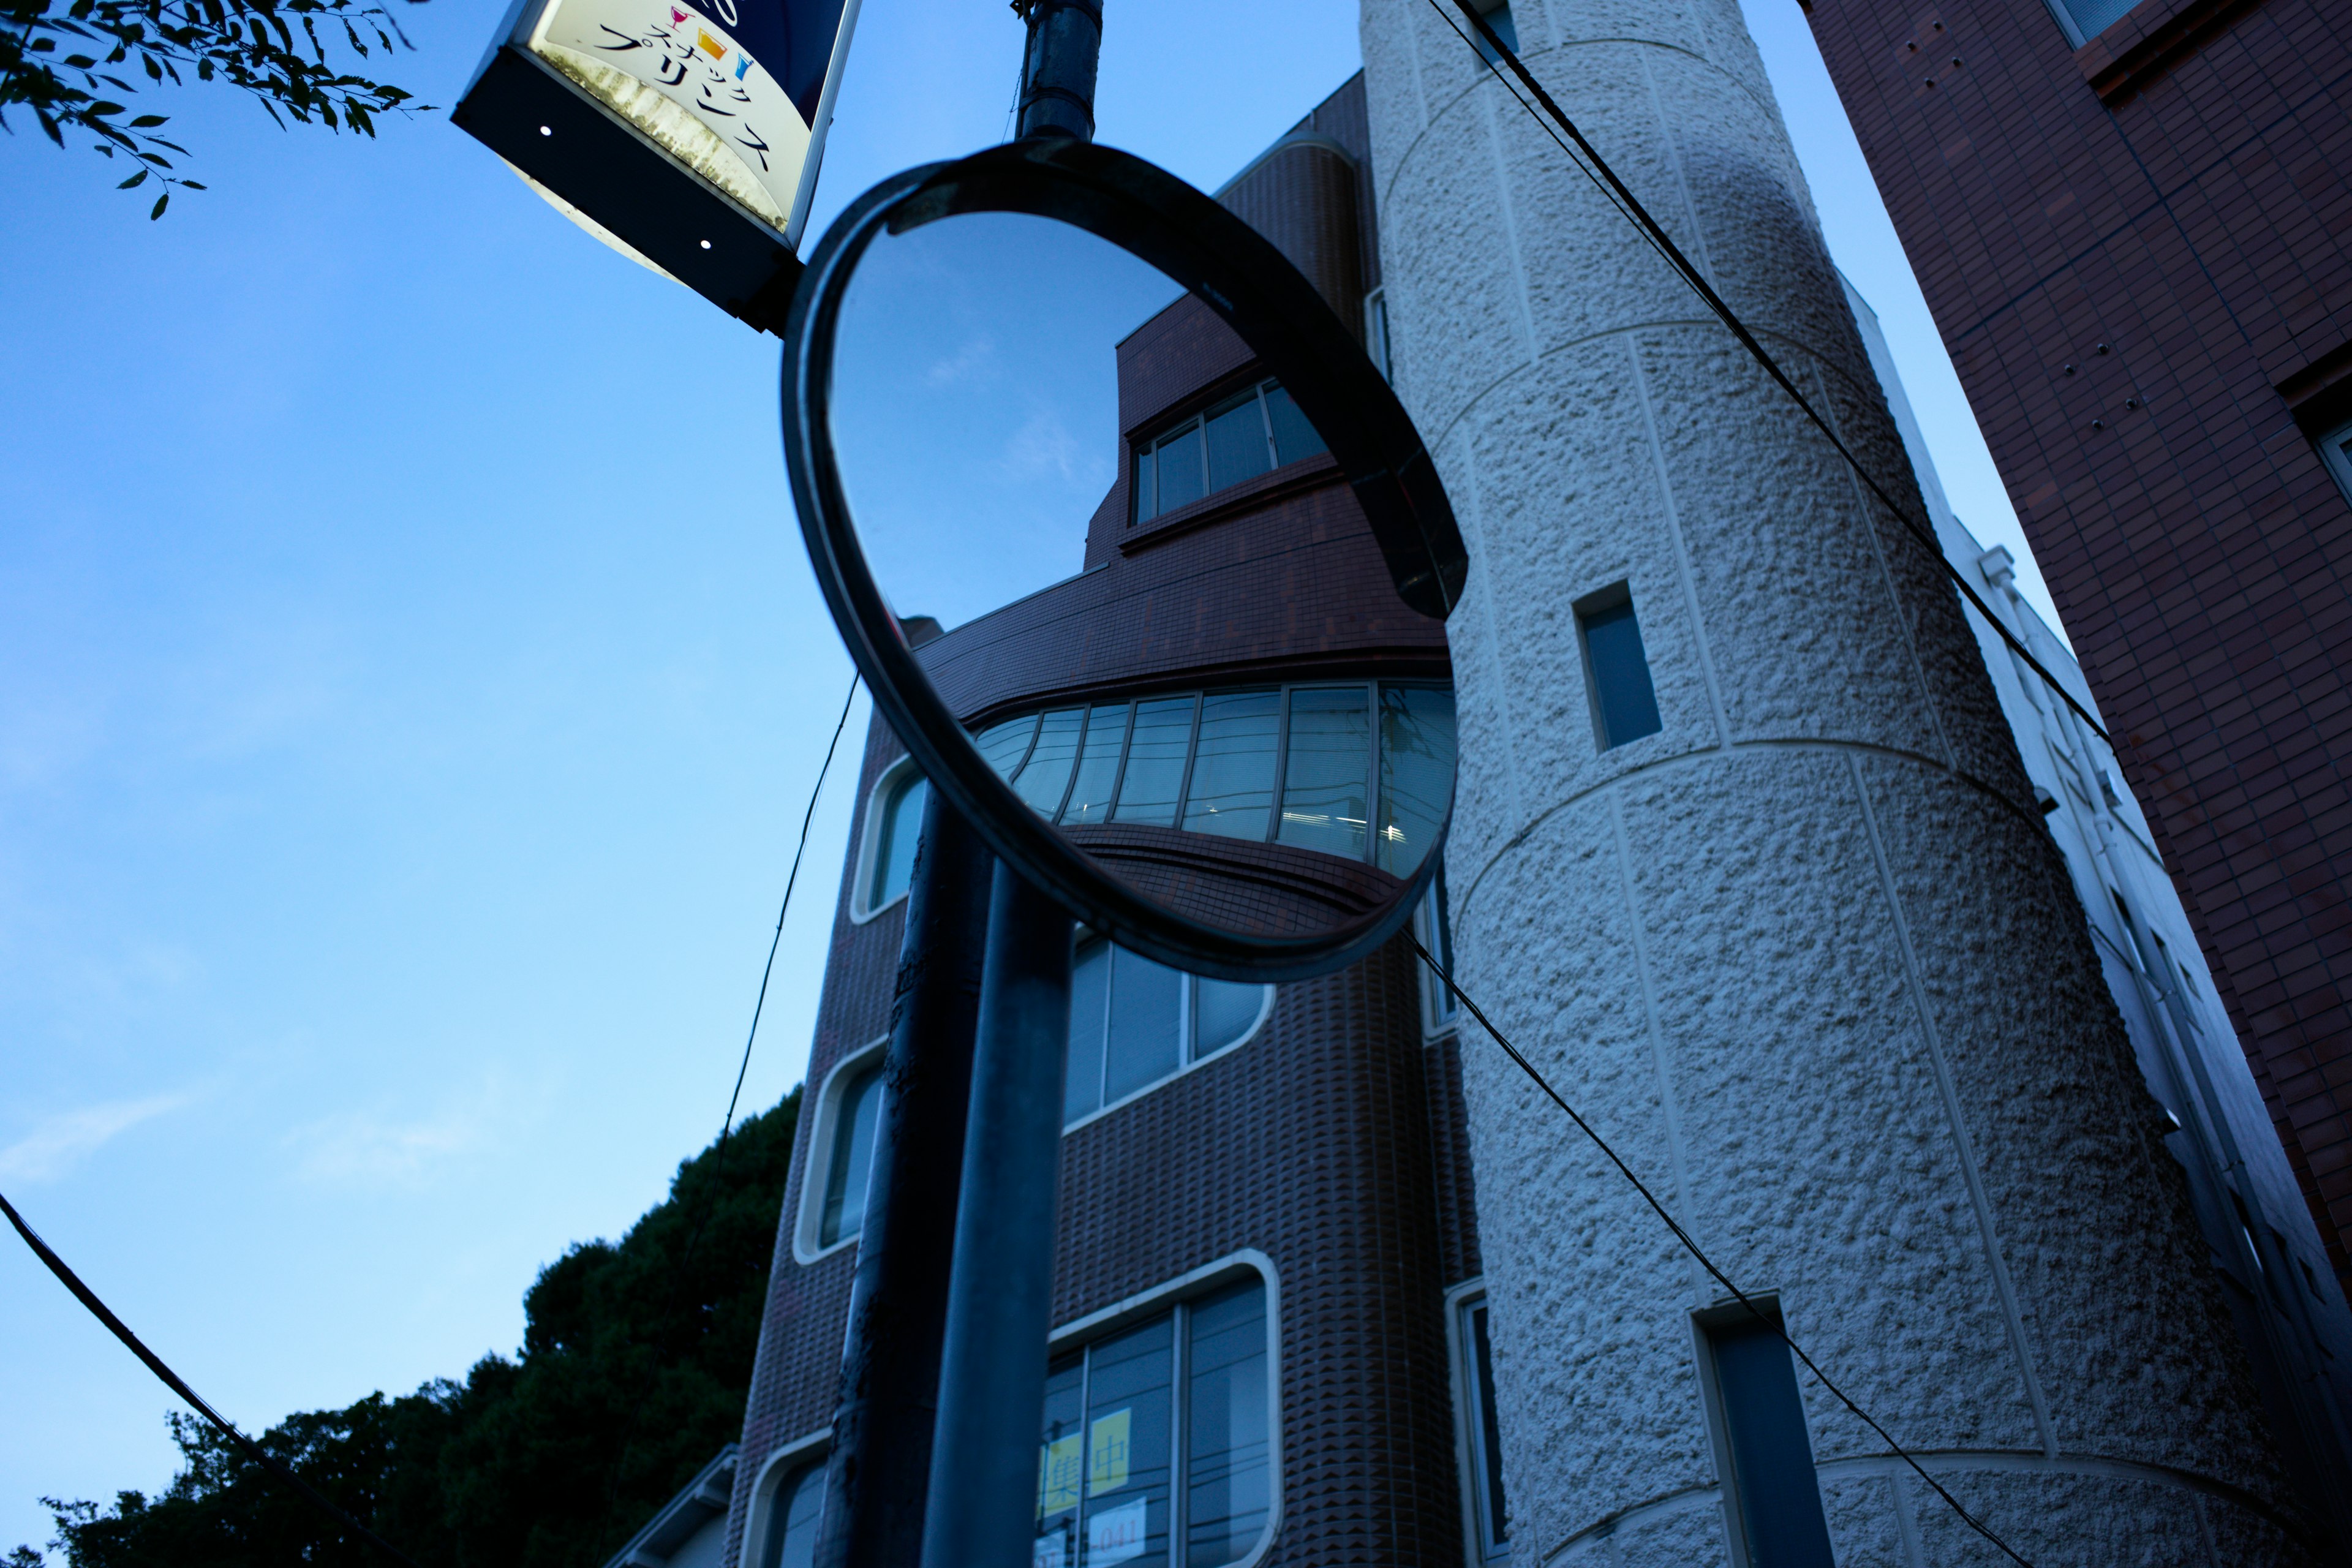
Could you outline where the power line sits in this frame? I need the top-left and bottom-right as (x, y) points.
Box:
(1, 1188), (426, 1568)
(1424, 0), (2114, 753)
(603, 671), (862, 1490)
(1407, 934), (2036, 1568)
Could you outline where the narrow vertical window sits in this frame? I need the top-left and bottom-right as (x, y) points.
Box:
(1457, 1294), (1509, 1561)
(819, 1060), (885, 1248)
(1277, 686), (1372, 860)
(1204, 388), (1273, 493)
(760, 1462), (827, 1568)
(1363, 289), (1393, 383)
(1262, 383), (1326, 467)
(1418, 861), (1460, 1036)
(1014, 708), (1087, 815)
(1702, 1308), (1834, 1568)
(1182, 690), (1281, 841)
(1104, 946), (1185, 1104)
(866, 768), (929, 913)
(1156, 421), (1207, 514)
(1469, 0), (1517, 62)
(1086, 1316), (1175, 1566)
(1577, 587), (1662, 750)
(1185, 1281), (1272, 1566)
(1377, 686), (1458, 874)
(1131, 442), (1158, 525)
(1065, 941), (1112, 1125)
(1062, 704), (1132, 825)
(1113, 697), (1198, 827)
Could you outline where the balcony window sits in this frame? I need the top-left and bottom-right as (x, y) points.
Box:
(974, 684), (1455, 880)
(1035, 1276), (1273, 1568)
(1065, 939), (1272, 1126)
(1131, 379), (1329, 527)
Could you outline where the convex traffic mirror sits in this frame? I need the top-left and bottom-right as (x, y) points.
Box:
(783, 139), (1468, 981)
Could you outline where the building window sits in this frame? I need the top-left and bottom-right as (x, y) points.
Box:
(1131, 378), (1329, 527)
(1450, 1288), (1510, 1562)
(1065, 939), (1272, 1126)
(972, 684), (1456, 879)
(1364, 288), (1393, 383)
(2318, 417), (2352, 508)
(2039, 0), (2143, 47)
(856, 761), (929, 921)
(1036, 1276), (1273, 1568)
(1468, 0), (1517, 64)
(1417, 861), (1460, 1038)
(758, 1460), (826, 1568)
(802, 1046), (887, 1256)
(1698, 1305), (1834, 1568)
(1575, 586), (1662, 750)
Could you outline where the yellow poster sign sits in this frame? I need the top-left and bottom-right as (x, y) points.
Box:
(1088, 1408), (1132, 1494)
(1038, 1434), (1082, 1517)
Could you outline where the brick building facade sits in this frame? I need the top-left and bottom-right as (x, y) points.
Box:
(720, 78), (1499, 1568)
(1800, 0), (2352, 1291)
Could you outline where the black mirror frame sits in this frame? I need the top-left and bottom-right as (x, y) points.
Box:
(780, 137), (1468, 982)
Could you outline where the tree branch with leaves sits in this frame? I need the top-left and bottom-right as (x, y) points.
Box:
(1, 0), (429, 216)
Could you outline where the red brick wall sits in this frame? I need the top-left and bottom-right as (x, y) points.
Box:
(1803, 0), (2352, 1287)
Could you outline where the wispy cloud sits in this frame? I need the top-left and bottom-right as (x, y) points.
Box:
(925, 335), (995, 386)
(999, 408), (1104, 489)
(287, 1080), (510, 1188)
(0, 1094), (189, 1184)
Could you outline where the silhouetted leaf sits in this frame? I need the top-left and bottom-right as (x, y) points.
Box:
(149, 190), (167, 218)
(116, 167), (147, 186)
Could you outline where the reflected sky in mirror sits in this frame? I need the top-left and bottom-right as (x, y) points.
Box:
(827, 211), (1185, 632)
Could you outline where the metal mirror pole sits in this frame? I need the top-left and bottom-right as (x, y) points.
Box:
(915, 862), (1074, 1568)
(812, 789), (993, 1568)
(911, 13), (1095, 1565)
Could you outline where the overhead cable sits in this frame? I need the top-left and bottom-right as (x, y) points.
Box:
(1425, 0), (2114, 752)
(1, 1188), (426, 1568)
(1407, 935), (2037, 1568)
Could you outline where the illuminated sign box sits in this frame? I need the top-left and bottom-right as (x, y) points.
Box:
(454, 0), (855, 332)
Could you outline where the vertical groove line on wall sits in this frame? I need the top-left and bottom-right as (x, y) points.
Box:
(1477, 87), (1544, 366)
(1624, 335), (1735, 750)
(1607, 788), (1705, 1300)
(1889, 1467), (1929, 1568)
(1447, 424), (1532, 907)
(1635, 48), (1721, 290)
(1809, 359), (1958, 773)
(1847, 752), (2059, 1457)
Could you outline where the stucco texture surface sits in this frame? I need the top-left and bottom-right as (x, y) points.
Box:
(1362, 0), (2310, 1558)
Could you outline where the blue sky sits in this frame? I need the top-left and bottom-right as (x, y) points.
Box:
(0, 0), (2057, 1551)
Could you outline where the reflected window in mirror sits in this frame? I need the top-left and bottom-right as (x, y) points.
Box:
(1131, 377), (1329, 526)
(974, 684), (1455, 880)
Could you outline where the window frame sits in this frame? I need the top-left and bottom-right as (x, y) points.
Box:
(1689, 1295), (1834, 1568)
(980, 682), (1455, 877)
(1061, 938), (1275, 1135)
(1572, 582), (1663, 753)
(1128, 377), (1322, 528)
(850, 757), (927, 924)
(1442, 1279), (1510, 1564)
(1041, 1250), (1285, 1568)
(2318, 416), (2352, 509)
(1415, 861), (1460, 1040)
(1363, 287), (1392, 383)
(792, 1036), (889, 1264)
(744, 1427), (831, 1568)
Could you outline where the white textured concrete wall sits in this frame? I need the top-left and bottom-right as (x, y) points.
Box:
(1359, 1), (2316, 1561)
